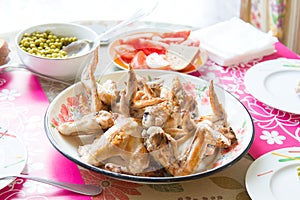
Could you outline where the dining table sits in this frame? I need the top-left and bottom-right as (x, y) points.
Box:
(0, 20), (299, 200)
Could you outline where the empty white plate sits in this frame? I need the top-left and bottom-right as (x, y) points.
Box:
(244, 58), (300, 114)
(0, 133), (27, 190)
(246, 147), (300, 200)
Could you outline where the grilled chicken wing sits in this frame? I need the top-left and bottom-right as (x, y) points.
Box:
(57, 110), (114, 136)
(142, 81), (237, 176)
(78, 115), (149, 175)
(56, 59), (238, 177)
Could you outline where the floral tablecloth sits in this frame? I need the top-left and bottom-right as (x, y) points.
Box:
(0, 20), (299, 200)
(198, 42), (300, 159)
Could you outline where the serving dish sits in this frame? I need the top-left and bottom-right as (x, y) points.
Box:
(244, 58), (300, 114)
(108, 28), (207, 74)
(246, 147), (300, 200)
(15, 23), (98, 81)
(0, 133), (27, 190)
(44, 70), (254, 183)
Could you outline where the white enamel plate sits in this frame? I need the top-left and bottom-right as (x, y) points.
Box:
(246, 147), (300, 200)
(0, 134), (27, 190)
(244, 58), (300, 114)
(45, 70), (254, 183)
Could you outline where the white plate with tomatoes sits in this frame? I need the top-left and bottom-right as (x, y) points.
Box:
(108, 28), (207, 73)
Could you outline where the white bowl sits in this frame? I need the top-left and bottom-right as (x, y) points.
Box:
(15, 23), (98, 81)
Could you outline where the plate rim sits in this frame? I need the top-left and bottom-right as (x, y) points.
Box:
(44, 69), (254, 183)
(244, 58), (300, 114)
(0, 134), (28, 190)
(245, 146), (300, 199)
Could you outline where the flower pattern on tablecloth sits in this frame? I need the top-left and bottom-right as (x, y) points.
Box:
(0, 102), (28, 136)
(260, 130), (286, 145)
(80, 169), (142, 200)
(22, 180), (52, 194)
(242, 95), (300, 142)
(0, 89), (21, 101)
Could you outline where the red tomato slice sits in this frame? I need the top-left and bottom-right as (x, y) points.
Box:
(114, 44), (137, 63)
(117, 38), (167, 57)
(130, 50), (149, 69)
(138, 47), (166, 56)
(119, 52), (137, 64)
(133, 39), (168, 55)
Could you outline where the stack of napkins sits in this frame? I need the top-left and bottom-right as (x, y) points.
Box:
(191, 18), (278, 66)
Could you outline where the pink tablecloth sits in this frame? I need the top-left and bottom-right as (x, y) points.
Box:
(198, 42), (300, 159)
(0, 71), (90, 199)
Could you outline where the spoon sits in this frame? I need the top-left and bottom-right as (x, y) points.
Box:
(0, 174), (102, 196)
(63, 0), (159, 57)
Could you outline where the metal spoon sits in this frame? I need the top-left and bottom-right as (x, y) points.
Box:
(0, 174), (102, 196)
(63, 0), (159, 57)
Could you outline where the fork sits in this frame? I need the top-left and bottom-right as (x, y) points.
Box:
(0, 173), (102, 196)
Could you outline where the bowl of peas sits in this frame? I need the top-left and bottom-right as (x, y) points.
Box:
(15, 23), (98, 81)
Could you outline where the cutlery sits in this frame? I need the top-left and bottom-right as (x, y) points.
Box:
(63, 0), (159, 56)
(0, 174), (102, 196)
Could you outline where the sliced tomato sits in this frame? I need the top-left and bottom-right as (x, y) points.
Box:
(159, 29), (191, 41)
(114, 44), (137, 63)
(137, 47), (166, 56)
(117, 38), (167, 56)
(130, 50), (149, 69)
(133, 39), (168, 55)
(119, 52), (137, 63)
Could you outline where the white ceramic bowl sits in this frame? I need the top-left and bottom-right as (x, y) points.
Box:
(15, 23), (98, 81)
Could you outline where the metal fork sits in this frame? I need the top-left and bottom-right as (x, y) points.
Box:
(0, 173), (102, 196)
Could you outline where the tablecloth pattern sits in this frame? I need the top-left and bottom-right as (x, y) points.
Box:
(0, 20), (299, 200)
(0, 71), (90, 200)
(197, 42), (300, 160)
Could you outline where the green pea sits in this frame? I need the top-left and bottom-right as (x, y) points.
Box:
(23, 41), (30, 47)
(19, 30), (78, 58)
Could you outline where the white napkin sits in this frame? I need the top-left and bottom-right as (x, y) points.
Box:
(191, 18), (278, 66)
